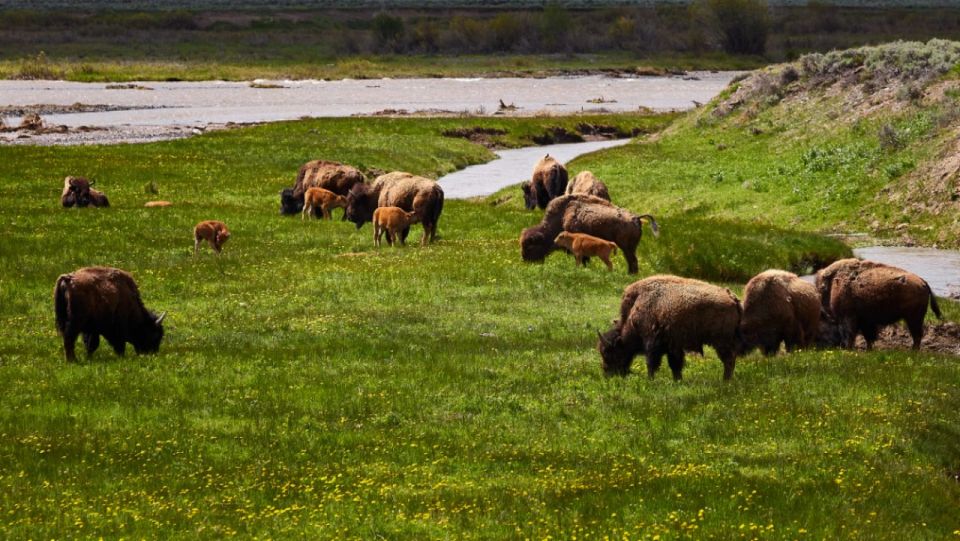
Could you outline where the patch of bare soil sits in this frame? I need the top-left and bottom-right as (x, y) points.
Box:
(441, 127), (508, 149)
(826, 322), (960, 355)
(0, 103), (158, 116)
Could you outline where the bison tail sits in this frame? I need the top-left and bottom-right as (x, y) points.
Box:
(925, 281), (943, 320)
(637, 214), (660, 238)
(430, 188), (445, 237)
(54, 274), (71, 335)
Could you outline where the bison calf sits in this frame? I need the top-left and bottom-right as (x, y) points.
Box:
(741, 269), (821, 355)
(553, 231), (618, 271)
(54, 266), (166, 362)
(194, 220), (231, 255)
(373, 206), (419, 247)
(597, 275), (743, 381)
(303, 187), (348, 220)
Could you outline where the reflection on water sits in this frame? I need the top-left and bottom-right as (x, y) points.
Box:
(439, 139), (631, 200)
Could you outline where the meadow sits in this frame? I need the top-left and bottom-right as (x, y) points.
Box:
(0, 101), (958, 538)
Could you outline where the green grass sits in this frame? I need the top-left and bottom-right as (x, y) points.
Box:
(1, 114), (958, 539)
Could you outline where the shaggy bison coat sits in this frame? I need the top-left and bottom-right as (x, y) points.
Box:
(519, 194), (658, 274)
(61, 176), (109, 208)
(521, 154), (569, 210)
(280, 160), (366, 216)
(344, 171), (444, 246)
(54, 267), (166, 362)
(815, 258), (941, 349)
(740, 269), (821, 355)
(597, 275), (743, 380)
(564, 171), (611, 201)
(553, 231), (618, 271)
(194, 220), (231, 254)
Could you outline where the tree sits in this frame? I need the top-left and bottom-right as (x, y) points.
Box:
(706, 0), (769, 55)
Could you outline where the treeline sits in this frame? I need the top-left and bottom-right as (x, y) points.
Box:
(3, 2), (960, 60)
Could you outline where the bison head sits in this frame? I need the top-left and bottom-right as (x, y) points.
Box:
(597, 329), (633, 376)
(279, 188), (303, 215)
(132, 311), (166, 354)
(519, 226), (554, 262)
(521, 181), (536, 210)
(65, 176), (94, 207)
(344, 183), (376, 229)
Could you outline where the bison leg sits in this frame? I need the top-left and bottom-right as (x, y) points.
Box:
(667, 350), (685, 381)
(105, 335), (126, 357)
(839, 318), (858, 349)
(906, 317), (924, 350)
(645, 352), (663, 379)
(601, 253), (613, 271)
(194, 237), (201, 255)
(83, 332), (100, 357)
(62, 326), (79, 362)
(624, 250), (639, 275)
(762, 340), (780, 357)
(861, 324), (880, 351)
(400, 226), (410, 245)
(302, 203), (310, 221)
(575, 255), (583, 267)
(717, 348), (737, 381)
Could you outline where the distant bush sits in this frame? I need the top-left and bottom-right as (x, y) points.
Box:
(489, 13), (523, 51)
(539, 1), (572, 52)
(15, 51), (61, 80)
(372, 12), (404, 50)
(704, 0), (769, 55)
(878, 123), (905, 152)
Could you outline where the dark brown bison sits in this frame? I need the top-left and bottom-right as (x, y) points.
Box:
(740, 269), (821, 355)
(520, 194), (658, 274)
(344, 171), (444, 246)
(280, 160), (366, 216)
(815, 258), (941, 349)
(597, 275), (743, 380)
(521, 154), (568, 210)
(61, 176), (109, 208)
(565, 170), (611, 201)
(54, 267), (166, 362)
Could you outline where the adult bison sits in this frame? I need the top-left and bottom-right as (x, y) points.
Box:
(279, 160), (366, 217)
(740, 269), (820, 355)
(344, 171), (444, 246)
(597, 275), (743, 380)
(54, 266), (166, 362)
(564, 170), (610, 201)
(519, 194), (658, 274)
(815, 258), (941, 349)
(61, 176), (109, 208)
(521, 154), (568, 210)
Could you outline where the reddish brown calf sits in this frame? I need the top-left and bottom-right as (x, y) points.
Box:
(302, 187), (348, 220)
(194, 220), (231, 255)
(553, 231), (618, 271)
(373, 206), (419, 247)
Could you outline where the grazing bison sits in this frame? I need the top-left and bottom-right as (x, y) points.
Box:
(373, 206), (419, 247)
(54, 267), (166, 362)
(521, 154), (568, 210)
(597, 275), (743, 380)
(280, 160), (366, 216)
(565, 171), (611, 201)
(553, 231), (618, 271)
(740, 269), (821, 355)
(194, 220), (231, 255)
(815, 258), (941, 349)
(344, 171), (444, 246)
(520, 194), (658, 274)
(303, 187), (348, 221)
(61, 176), (109, 208)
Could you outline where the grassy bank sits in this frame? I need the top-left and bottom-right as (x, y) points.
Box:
(1, 108), (958, 539)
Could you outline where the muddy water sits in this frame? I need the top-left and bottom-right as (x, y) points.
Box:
(439, 139), (630, 199)
(853, 246), (960, 297)
(0, 73), (737, 129)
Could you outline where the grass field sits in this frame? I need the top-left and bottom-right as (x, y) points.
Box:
(0, 108), (958, 538)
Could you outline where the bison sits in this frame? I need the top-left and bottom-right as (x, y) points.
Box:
(344, 171), (444, 246)
(740, 269), (821, 355)
(815, 258), (941, 349)
(520, 194), (658, 274)
(521, 154), (568, 210)
(280, 160), (366, 217)
(553, 231), (618, 271)
(565, 170), (611, 201)
(303, 187), (348, 221)
(194, 220), (231, 255)
(54, 266), (166, 362)
(61, 176), (109, 208)
(597, 275), (743, 380)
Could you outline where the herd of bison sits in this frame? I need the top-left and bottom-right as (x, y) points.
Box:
(54, 155), (947, 379)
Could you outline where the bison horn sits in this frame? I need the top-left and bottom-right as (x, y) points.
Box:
(156, 311), (167, 324)
(88, 179), (96, 186)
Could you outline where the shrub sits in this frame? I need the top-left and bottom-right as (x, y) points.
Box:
(372, 12), (405, 50)
(878, 123), (904, 152)
(15, 51), (60, 80)
(705, 0), (769, 55)
(539, 1), (572, 52)
(490, 13), (523, 51)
